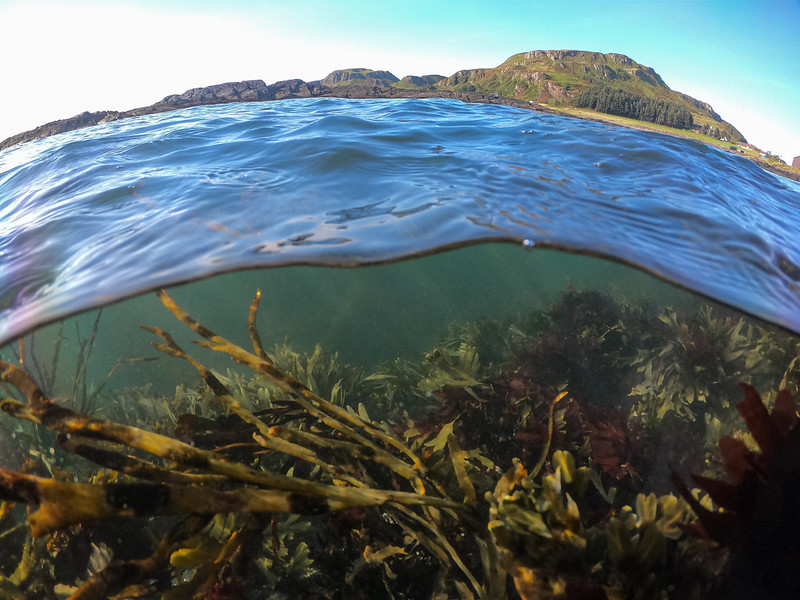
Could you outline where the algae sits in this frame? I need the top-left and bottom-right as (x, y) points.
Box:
(0, 282), (798, 599)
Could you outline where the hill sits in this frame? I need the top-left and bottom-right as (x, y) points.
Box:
(320, 69), (399, 88)
(430, 50), (745, 142)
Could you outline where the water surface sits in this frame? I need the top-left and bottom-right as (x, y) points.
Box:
(1, 97), (799, 346)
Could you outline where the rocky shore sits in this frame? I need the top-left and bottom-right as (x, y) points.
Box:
(0, 78), (552, 152)
(2, 77), (797, 182)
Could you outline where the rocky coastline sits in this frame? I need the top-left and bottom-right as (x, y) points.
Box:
(1, 76), (797, 182)
(0, 78), (551, 152)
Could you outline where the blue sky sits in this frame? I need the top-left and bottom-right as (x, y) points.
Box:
(0, 0), (798, 161)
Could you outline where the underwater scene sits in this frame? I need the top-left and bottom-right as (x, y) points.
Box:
(1, 98), (800, 600)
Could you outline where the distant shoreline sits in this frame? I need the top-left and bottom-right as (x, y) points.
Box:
(2, 81), (797, 182)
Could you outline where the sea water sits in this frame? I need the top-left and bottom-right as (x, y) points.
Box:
(1, 97), (799, 344)
(1, 98), (799, 598)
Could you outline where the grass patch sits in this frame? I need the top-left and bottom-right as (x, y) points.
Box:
(556, 107), (739, 147)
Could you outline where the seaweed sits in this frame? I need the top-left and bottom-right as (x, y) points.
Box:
(487, 446), (721, 599)
(0, 285), (798, 598)
(0, 290), (496, 599)
(509, 289), (647, 409)
(673, 384), (800, 600)
(630, 305), (798, 427)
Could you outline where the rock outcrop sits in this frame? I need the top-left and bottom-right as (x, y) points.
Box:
(267, 79), (327, 99)
(154, 78), (329, 107)
(0, 79), (331, 151)
(525, 49), (582, 61)
(676, 93), (723, 122)
(157, 80), (273, 108)
(0, 111), (122, 150)
(321, 69), (399, 88)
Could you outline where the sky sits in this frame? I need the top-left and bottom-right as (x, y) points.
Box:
(0, 0), (798, 162)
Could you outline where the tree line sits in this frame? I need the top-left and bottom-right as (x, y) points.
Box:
(572, 86), (694, 130)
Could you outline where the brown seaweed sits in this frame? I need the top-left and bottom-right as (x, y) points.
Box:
(0, 290), (497, 599)
(673, 384), (800, 600)
(0, 285), (798, 599)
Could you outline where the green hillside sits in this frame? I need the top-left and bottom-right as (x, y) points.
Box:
(432, 50), (745, 142)
(393, 74), (446, 90)
(322, 51), (745, 143)
(320, 68), (399, 88)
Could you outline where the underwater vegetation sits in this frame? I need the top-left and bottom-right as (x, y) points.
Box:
(0, 286), (798, 599)
(673, 384), (800, 600)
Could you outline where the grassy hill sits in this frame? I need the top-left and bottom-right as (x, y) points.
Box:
(322, 50), (746, 145)
(320, 69), (399, 88)
(427, 50), (745, 142)
(393, 74), (446, 90)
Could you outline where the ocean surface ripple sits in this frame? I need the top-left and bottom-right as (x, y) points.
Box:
(1, 97), (799, 344)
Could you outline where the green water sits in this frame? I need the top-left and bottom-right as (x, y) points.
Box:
(6, 244), (699, 398)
